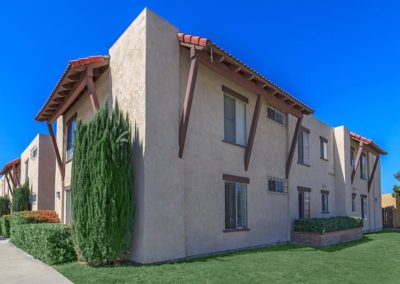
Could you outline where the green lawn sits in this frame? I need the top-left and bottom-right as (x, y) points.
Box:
(55, 230), (400, 284)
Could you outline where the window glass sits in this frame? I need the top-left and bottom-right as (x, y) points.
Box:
(298, 188), (311, 219)
(298, 129), (310, 165)
(352, 193), (356, 212)
(350, 147), (355, 166)
(66, 118), (77, 161)
(224, 95), (246, 146)
(225, 181), (248, 230)
(224, 95), (236, 143)
(360, 153), (366, 179)
(321, 192), (329, 213)
(268, 177), (286, 193)
(320, 138), (328, 160)
(267, 106), (286, 126)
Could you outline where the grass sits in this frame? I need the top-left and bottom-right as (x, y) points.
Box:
(55, 230), (400, 284)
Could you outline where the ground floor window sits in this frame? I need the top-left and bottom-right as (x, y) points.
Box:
(225, 181), (248, 230)
(361, 195), (367, 220)
(321, 190), (329, 213)
(352, 193), (356, 212)
(298, 187), (311, 219)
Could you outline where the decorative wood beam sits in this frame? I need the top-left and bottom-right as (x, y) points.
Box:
(179, 46), (200, 158)
(49, 74), (87, 124)
(351, 141), (364, 183)
(5, 174), (13, 195)
(286, 116), (303, 179)
(86, 66), (100, 111)
(198, 52), (303, 118)
(47, 123), (65, 181)
(8, 170), (16, 188)
(368, 155), (380, 192)
(244, 94), (262, 171)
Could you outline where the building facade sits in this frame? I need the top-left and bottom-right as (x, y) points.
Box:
(35, 9), (386, 264)
(0, 158), (21, 199)
(20, 134), (56, 211)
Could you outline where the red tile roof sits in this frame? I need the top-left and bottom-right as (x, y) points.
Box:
(70, 56), (107, 68)
(177, 33), (209, 47)
(350, 132), (386, 155)
(177, 33), (313, 115)
(0, 158), (21, 175)
(35, 56), (109, 122)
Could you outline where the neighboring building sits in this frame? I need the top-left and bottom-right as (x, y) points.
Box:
(20, 134), (56, 211)
(382, 193), (400, 228)
(0, 158), (21, 198)
(34, 9), (387, 264)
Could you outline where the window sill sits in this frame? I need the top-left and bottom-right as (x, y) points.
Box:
(321, 211), (330, 214)
(223, 228), (250, 233)
(65, 158), (73, 164)
(297, 162), (311, 167)
(222, 140), (246, 149)
(320, 158), (328, 161)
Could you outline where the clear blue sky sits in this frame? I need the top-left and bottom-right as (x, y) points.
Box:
(0, 1), (398, 193)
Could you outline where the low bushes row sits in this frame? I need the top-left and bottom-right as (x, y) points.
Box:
(294, 216), (363, 234)
(0, 210), (59, 238)
(11, 223), (76, 264)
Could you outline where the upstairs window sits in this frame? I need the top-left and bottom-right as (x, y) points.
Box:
(298, 127), (310, 165)
(268, 177), (286, 193)
(224, 94), (246, 146)
(350, 147), (355, 166)
(66, 116), (77, 161)
(320, 137), (328, 160)
(30, 146), (38, 159)
(361, 195), (368, 219)
(267, 106), (286, 126)
(360, 153), (366, 179)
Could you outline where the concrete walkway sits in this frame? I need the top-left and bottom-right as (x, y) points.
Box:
(0, 238), (72, 284)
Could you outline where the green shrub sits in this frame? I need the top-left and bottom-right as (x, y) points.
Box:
(0, 196), (10, 217)
(11, 223), (76, 264)
(71, 104), (133, 264)
(0, 215), (11, 238)
(11, 181), (30, 212)
(294, 216), (363, 234)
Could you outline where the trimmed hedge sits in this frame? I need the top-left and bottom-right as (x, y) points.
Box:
(294, 216), (363, 234)
(0, 211), (59, 238)
(0, 215), (11, 238)
(10, 223), (76, 264)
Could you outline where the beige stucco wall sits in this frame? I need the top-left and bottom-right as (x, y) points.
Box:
(20, 134), (55, 211)
(289, 115), (336, 226)
(51, 8), (385, 263)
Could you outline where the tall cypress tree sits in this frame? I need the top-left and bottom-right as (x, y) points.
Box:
(71, 103), (133, 264)
(12, 180), (30, 212)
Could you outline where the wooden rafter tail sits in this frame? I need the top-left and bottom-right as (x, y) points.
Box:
(368, 155), (380, 192)
(286, 116), (303, 179)
(179, 46), (200, 158)
(244, 94), (262, 171)
(5, 174), (13, 195)
(351, 141), (364, 183)
(47, 123), (65, 181)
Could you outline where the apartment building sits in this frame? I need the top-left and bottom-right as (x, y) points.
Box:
(35, 9), (386, 264)
(0, 158), (21, 198)
(20, 134), (56, 211)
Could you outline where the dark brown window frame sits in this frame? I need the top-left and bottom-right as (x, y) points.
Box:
(222, 85), (249, 104)
(223, 174), (250, 184)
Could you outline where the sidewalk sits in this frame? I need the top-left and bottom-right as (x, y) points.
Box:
(0, 238), (72, 284)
